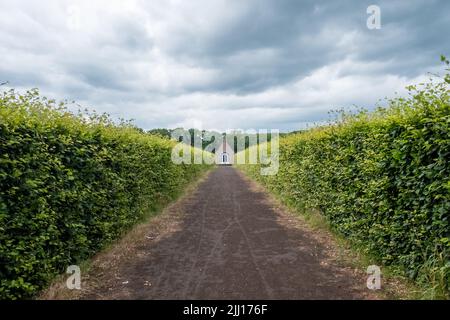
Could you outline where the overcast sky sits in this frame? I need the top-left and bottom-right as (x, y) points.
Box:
(1, 0), (449, 131)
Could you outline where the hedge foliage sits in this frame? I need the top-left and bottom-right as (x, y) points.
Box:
(0, 89), (209, 299)
(239, 64), (449, 296)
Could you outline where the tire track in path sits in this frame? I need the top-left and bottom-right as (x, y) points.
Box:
(79, 166), (376, 300)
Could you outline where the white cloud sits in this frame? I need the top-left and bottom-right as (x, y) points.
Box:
(0, 0), (448, 131)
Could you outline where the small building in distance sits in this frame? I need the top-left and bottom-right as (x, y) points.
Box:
(216, 135), (234, 165)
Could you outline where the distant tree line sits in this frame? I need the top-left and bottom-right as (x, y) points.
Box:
(146, 128), (298, 152)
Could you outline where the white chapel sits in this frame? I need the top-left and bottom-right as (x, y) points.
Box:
(215, 135), (234, 165)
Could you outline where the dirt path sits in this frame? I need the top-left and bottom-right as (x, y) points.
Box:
(73, 167), (376, 299)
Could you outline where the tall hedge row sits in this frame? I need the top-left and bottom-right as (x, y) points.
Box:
(0, 89), (209, 299)
(239, 70), (449, 296)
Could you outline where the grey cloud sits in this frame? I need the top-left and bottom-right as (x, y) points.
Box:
(158, 0), (449, 93)
(0, 0), (448, 131)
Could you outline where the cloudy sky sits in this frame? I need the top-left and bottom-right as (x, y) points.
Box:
(1, 0), (449, 131)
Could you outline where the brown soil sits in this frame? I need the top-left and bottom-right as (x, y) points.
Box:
(48, 166), (378, 300)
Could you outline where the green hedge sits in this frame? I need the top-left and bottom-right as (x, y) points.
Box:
(239, 66), (449, 297)
(0, 89), (209, 299)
